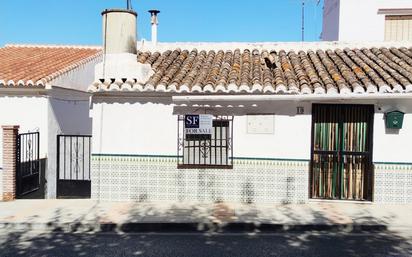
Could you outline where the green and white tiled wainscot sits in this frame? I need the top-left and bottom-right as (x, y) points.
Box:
(374, 162), (412, 204)
(91, 154), (310, 204)
(0, 168), (3, 201)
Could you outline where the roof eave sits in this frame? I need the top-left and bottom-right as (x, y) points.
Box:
(0, 86), (48, 96)
(172, 93), (412, 104)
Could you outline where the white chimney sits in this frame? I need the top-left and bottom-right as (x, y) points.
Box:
(95, 8), (154, 83)
(148, 10), (160, 44)
(102, 9), (137, 54)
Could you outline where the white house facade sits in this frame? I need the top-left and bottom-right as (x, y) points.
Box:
(322, 0), (412, 42)
(0, 45), (101, 200)
(90, 93), (412, 204)
(85, 8), (412, 205)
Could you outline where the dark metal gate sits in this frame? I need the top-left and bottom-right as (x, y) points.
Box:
(16, 132), (40, 197)
(57, 135), (91, 199)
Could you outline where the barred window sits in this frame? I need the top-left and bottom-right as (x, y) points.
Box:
(177, 115), (233, 169)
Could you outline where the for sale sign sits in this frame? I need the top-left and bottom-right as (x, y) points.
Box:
(184, 114), (213, 140)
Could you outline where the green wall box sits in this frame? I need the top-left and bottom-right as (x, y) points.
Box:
(385, 111), (404, 129)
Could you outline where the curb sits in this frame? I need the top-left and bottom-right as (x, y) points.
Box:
(0, 222), (389, 233)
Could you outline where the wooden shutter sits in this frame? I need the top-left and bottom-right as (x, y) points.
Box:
(385, 15), (412, 41)
(310, 104), (374, 201)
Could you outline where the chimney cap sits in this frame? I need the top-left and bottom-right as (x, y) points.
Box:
(102, 9), (137, 17)
(148, 9), (160, 15)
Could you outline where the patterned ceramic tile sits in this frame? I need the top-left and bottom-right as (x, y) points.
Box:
(91, 156), (412, 204)
(374, 163), (412, 204)
(0, 170), (3, 201)
(91, 155), (309, 204)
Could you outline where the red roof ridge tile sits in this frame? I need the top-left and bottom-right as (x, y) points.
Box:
(137, 41), (412, 54)
(4, 43), (102, 50)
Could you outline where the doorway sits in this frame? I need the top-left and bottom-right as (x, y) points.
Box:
(56, 135), (92, 199)
(310, 104), (374, 201)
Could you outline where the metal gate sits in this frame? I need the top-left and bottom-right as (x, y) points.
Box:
(16, 132), (40, 197)
(57, 135), (91, 199)
(310, 104), (374, 201)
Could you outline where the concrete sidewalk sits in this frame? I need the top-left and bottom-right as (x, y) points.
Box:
(0, 200), (411, 233)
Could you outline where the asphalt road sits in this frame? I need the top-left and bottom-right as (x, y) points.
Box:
(1, 230), (412, 257)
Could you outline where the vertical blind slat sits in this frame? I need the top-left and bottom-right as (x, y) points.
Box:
(311, 105), (372, 200)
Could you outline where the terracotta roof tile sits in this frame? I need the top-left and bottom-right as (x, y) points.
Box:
(90, 45), (412, 94)
(0, 45), (101, 87)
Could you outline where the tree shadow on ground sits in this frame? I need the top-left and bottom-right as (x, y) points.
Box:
(0, 205), (412, 257)
(1, 229), (412, 257)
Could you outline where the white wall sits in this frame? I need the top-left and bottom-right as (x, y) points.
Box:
(91, 96), (412, 205)
(339, 0), (385, 41)
(373, 113), (412, 163)
(46, 89), (92, 198)
(92, 97), (311, 160)
(323, 0), (412, 41)
(0, 92), (93, 199)
(92, 99), (177, 155)
(0, 96), (48, 169)
(372, 98), (412, 163)
(50, 54), (102, 92)
(93, 97), (412, 164)
(91, 97), (311, 204)
(0, 96), (48, 200)
(233, 115), (311, 160)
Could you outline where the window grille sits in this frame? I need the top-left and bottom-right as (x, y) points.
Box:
(177, 115), (233, 169)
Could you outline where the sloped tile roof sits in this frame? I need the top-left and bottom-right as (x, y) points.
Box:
(0, 45), (101, 87)
(91, 46), (412, 94)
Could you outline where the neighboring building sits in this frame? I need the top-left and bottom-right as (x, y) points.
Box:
(0, 45), (101, 200)
(88, 9), (412, 204)
(322, 0), (412, 41)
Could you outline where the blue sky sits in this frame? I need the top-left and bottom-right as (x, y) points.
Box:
(0, 0), (323, 47)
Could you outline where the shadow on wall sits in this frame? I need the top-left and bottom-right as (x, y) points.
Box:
(241, 180), (254, 204)
(385, 127), (400, 135)
(49, 98), (92, 135)
(92, 96), (307, 116)
(16, 158), (46, 200)
(123, 169), (302, 204)
(177, 169), (185, 202)
(197, 172), (221, 203)
(283, 176), (295, 204)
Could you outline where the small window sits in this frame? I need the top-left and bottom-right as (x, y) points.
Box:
(177, 115), (233, 169)
(385, 15), (412, 41)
